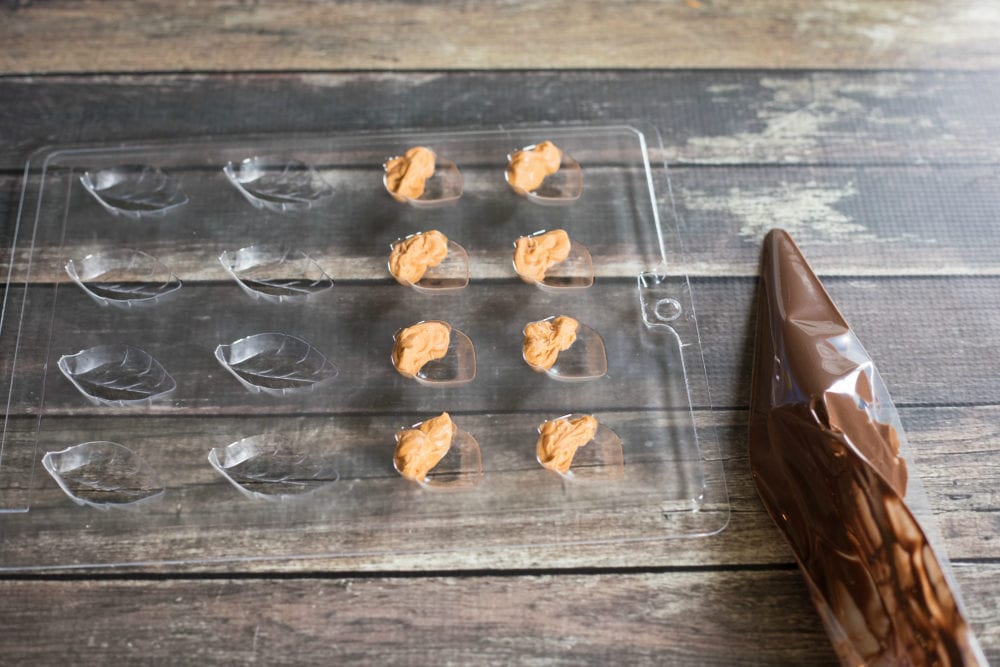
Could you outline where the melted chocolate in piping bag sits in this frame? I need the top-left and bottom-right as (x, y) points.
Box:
(748, 229), (984, 666)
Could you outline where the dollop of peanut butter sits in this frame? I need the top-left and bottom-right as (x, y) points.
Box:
(523, 316), (579, 371)
(507, 141), (562, 194)
(513, 229), (572, 284)
(385, 146), (436, 201)
(389, 230), (449, 285)
(537, 415), (599, 474)
(393, 321), (451, 377)
(395, 412), (455, 481)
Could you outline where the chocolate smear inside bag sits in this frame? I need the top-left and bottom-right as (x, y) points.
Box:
(748, 229), (985, 666)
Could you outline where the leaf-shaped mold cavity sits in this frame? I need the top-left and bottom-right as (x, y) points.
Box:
(42, 441), (165, 510)
(58, 344), (177, 406)
(80, 165), (188, 219)
(223, 156), (336, 213)
(208, 435), (340, 500)
(219, 244), (334, 303)
(215, 332), (339, 395)
(65, 249), (182, 308)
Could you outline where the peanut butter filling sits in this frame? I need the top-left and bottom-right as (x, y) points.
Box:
(513, 229), (572, 284)
(385, 146), (436, 201)
(394, 412), (455, 481)
(392, 320), (451, 377)
(537, 415), (599, 474)
(389, 230), (449, 285)
(507, 141), (562, 194)
(523, 316), (579, 371)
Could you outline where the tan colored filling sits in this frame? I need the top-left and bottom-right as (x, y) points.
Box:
(507, 141), (562, 194)
(523, 316), (579, 371)
(395, 412), (455, 481)
(385, 146), (436, 201)
(513, 229), (572, 284)
(537, 415), (599, 474)
(389, 230), (449, 285)
(393, 321), (451, 377)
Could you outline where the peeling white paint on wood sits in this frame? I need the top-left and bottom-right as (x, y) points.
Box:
(676, 73), (938, 164)
(681, 179), (873, 243)
(298, 72), (446, 88)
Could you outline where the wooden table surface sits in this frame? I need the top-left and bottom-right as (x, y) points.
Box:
(2, 2), (999, 664)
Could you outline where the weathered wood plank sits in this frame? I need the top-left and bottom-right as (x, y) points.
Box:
(3, 280), (710, 414)
(0, 405), (994, 571)
(0, 571), (841, 666)
(0, 408), (727, 570)
(6, 163), (1000, 282)
(9, 166), (1000, 282)
(2, 274), (997, 415)
(0, 162), (672, 285)
(696, 275), (1000, 409)
(672, 165), (1000, 276)
(2, 71), (1000, 170)
(1, 564), (996, 665)
(4, 1), (1000, 72)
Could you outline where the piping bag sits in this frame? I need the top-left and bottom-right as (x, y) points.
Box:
(748, 229), (985, 665)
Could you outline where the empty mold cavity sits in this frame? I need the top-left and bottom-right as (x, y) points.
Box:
(219, 244), (334, 303)
(42, 441), (165, 509)
(215, 332), (340, 395)
(223, 156), (336, 212)
(208, 435), (340, 500)
(65, 249), (181, 307)
(80, 164), (188, 218)
(58, 344), (177, 406)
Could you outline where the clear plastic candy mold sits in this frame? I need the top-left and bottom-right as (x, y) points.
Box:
(208, 435), (340, 501)
(388, 232), (470, 293)
(223, 156), (336, 213)
(80, 164), (188, 218)
(505, 144), (583, 205)
(42, 442), (165, 510)
(219, 244), (334, 303)
(383, 149), (463, 208)
(65, 249), (182, 308)
(535, 414), (624, 481)
(215, 332), (340, 395)
(58, 344), (177, 406)
(513, 230), (594, 292)
(393, 417), (483, 491)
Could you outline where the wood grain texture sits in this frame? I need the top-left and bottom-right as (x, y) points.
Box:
(4, 1), (1000, 73)
(1, 564), (997, 665)
(3, 71), (1000, 171)
(0, 405), (995, 572)
(0, 275), (996, 415)
(2, 69), (999, 662)
(6, 163), (1000, 282)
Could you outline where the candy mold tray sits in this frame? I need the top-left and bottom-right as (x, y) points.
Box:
(0, 124), (729, 570)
